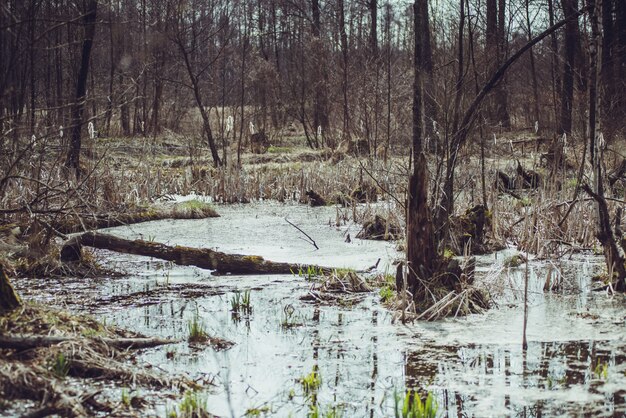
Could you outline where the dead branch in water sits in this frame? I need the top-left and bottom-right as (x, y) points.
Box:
(285, 217), (319, 249)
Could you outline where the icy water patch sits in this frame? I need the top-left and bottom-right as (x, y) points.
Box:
(14, 202), (626, 417)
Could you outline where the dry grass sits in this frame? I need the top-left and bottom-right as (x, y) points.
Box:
(0, 304), (198, 417)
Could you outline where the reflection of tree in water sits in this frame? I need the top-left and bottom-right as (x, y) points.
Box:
(369, 310), (378, 418)
(403, 340), (626, 417)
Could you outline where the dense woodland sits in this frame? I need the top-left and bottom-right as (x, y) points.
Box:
(1, 0), (624, 160)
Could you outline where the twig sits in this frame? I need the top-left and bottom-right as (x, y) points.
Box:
(285, 217), (319, 250)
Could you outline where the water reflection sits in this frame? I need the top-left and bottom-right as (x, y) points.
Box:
(403, 339), (626, 417)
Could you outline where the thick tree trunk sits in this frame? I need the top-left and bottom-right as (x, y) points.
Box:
(585, 0), (626, 292)
(495, 0), (511, 128)
(61, 232), (330, 276)
(417, 0), (437, 149)
(525, 0), (541, 128)
(548, 0), (561, 124)
(65, 0), (97, 178)
(407, 1), (437, 296)
(0, 264), (21, 312)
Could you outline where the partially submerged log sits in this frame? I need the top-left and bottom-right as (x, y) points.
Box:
(0, 263), (21, 312)
(0, 335), (179, 351)
(61, 232), (329, 275)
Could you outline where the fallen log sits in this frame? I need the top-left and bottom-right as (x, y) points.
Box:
(0, 335), (180, 351)
(61, 232), (331, 275)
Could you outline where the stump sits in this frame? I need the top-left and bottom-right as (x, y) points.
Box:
(356, 215), (401, 241)
(0, 263), (22, 312)
(516, 161), (541, 189)
(250, 131), (269, 154)
(305, 190), (326, 207)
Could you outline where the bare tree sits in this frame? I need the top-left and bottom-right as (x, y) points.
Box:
(65, 0), (98, 178)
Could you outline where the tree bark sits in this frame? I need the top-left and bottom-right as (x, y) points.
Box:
(65, 0), (98, 178)
(61, 232), (330, 276)
(311, 0), (329, 146)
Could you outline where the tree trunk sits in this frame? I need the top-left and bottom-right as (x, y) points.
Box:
(585, 0), (625, 291)
(339, 0), (351, 140)
(0, 263), (21, 312)
(65, 0), (98, 178)
(417, 0), (437, 149)
(179, 45), (222, 167)
(311, 0), (329, 146)
(558, 0), (578, 135)
(548, 0), (561, 125)
(525, 0), (541, 129)
(495, 0), (511, 128)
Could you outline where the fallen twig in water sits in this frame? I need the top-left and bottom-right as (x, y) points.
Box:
(285, 217), (319, 250)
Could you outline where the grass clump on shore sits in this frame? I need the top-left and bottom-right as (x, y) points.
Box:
(187, 315), (209, 343)
(172, 199), (219, 219)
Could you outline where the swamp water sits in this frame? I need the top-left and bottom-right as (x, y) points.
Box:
(14, 202), (626, 417)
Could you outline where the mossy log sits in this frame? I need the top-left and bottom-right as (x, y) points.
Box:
(0, 263), (21, 312)
(58, 204), (219, 234)
(61, 232), (329, 275)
